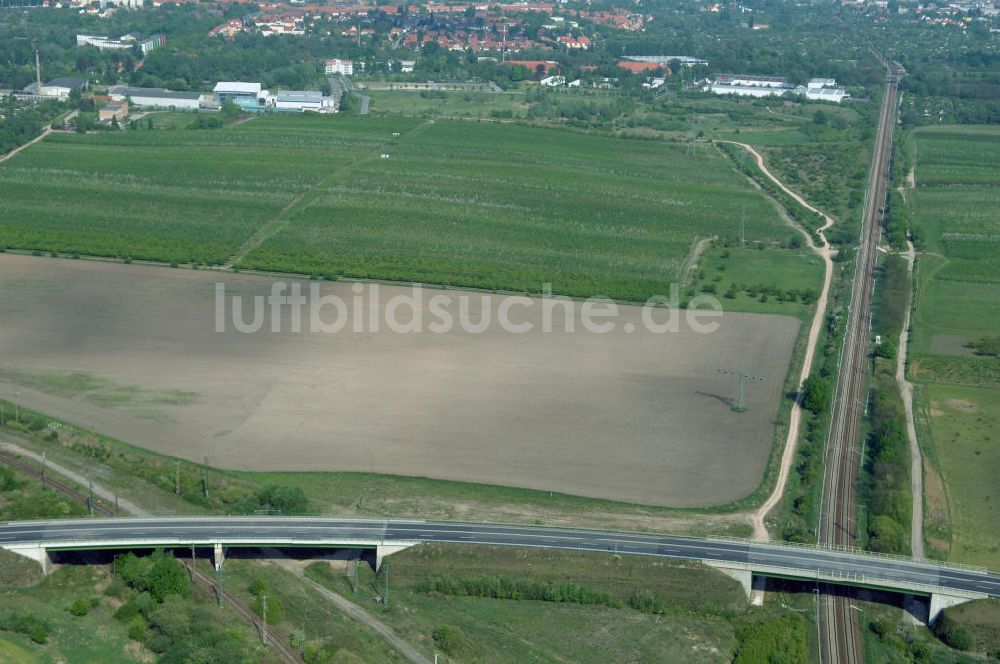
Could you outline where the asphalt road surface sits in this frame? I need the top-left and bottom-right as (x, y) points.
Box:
(2, 518), (997, 598)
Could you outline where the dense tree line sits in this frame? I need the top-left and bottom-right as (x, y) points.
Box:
(862, 255), (912, 555)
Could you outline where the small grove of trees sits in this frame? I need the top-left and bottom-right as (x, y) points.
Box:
(733, 613), (809, 664)
(115, 550), (189, 602)
(800, 373), (831, 414)
(237, 484), (309, 515)
(864, 387), (912, 554)
(112, 551), (251, 662)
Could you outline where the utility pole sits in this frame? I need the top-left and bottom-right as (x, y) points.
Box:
(383, 562), (390, 608)
(261, 593), (268, 645)
(740, 205), (746, 245)
(1, 401), (5, 426)
(87, 480), (94, 516)
(190, 543), (196, 581)
(352, 559), (359, 595)
(15, 391), (20, 423)
(41, 451), (46, 486)
(718, 368), (764, 413)
(216, 567), (224, 607)
(174, 461), (180, 496)
(203, 456), (209, 499)
(34, 43), (41, 92)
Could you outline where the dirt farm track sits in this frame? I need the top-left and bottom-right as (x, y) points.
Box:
(0, 254), (799, 507)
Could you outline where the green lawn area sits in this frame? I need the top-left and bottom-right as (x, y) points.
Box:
(916, 384), (999, 568)
(714, 129), (812, 146)
(218, 558), (406, 663)
(695, 245), (825, 318)
(0, 559), (141, 664)
(301, 543), (810, 663)
(366, 89), (526, 117)
(907, 125), (1000, 567)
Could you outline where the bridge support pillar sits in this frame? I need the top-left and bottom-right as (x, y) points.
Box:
(704, 561), (752, 600)
(375, 542), (417, 571)
(1, 545), (52, 576)
(928, 590), (987, 625)
(213, 543), (226, 572)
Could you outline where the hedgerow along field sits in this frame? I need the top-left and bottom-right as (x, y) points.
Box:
(906, 125), (1000, 565)
(0, 114), (805, 303)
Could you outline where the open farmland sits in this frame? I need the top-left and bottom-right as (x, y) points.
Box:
(0, 115), (806, 303)
(0, 116), (419, 264)
(240, 119), (798, 301)
(906, 125), (1000, 564)
(0, 254), (799, 507)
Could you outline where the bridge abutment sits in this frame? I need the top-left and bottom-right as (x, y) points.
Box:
(704, 561), (753, 600)
(375, 542), (416, 571)
(2, 544), (52, 575)
(928, 590), (987, 625)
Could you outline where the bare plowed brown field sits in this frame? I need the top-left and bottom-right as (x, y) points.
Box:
(0, 254), (798, 506)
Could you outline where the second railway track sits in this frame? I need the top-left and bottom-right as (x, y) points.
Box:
(817, 56), (901, 664)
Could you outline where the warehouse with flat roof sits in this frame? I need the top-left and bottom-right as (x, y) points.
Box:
(273, 90), (334, 112)
(110, 86), (202, 110)
(213, 81), (263, 107)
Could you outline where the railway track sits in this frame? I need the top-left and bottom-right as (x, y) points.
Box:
(0, 451), (115, 516)
(0, 451), (299, 661)
(186, 561), (302, 663)
(816, 55), (900, 664)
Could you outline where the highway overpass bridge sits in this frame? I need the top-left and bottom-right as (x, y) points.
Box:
(2, 517), (996, 623)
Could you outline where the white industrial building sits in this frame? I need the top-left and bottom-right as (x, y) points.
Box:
(109, 86), (203, 110)
(540, 75), (566, 87)
(709, 74), (848, 103)
(710, 82), (788, 98)
(714, 74), (790, 89)
(76, 34), (132, 50)
(808, 78), (837, 89)
(325, 59), (353, 76)
(271, 90), (336, 112)
(625, 55), (709, 67)
(28, 77), (88, 99)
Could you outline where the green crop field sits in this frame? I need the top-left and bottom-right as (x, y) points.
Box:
(0, 115), (413, 265)
(0, 114), (817, 304)
(239, 118), (804, 301)
(907, 125), (1000, 566)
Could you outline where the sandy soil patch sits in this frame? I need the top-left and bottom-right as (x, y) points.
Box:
(0, 254), (799, 507)
(923, 459), (951, 547)
(945, 398), (978, 413)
